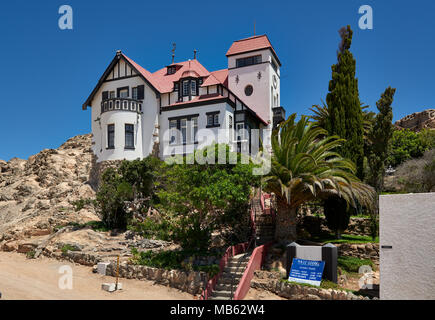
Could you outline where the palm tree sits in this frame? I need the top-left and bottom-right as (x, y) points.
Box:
(310, 102), (375, 139)
(264, 114), (375, 243)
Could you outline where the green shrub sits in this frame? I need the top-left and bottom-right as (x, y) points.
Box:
(130, 248), (220, 275)
(128, 218), (173, 241)
(337, 256), (375, 273)
(61, 244), (80, 255)
(26, 250), (36, 259)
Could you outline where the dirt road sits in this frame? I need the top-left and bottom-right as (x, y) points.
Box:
(0, 252), (193, 300)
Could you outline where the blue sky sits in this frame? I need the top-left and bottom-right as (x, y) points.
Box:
(0, 0), (434, 161)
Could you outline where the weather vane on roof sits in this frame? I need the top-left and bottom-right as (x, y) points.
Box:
(171, 43), (176, 64)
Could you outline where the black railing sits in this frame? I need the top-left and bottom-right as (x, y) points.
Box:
(100, 98), (142, 115)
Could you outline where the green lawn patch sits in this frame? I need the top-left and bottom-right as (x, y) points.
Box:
(310, 233), (378, 244)
(338, 256), (375, 272)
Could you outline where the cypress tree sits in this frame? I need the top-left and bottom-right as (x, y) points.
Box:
(323, 26), (364, 237)
(325, 25), (364, 179)
(367, 87), (396, 192)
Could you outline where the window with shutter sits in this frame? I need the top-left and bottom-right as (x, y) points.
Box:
(102, 91), (108, 101)
(137, 85), (144, 100)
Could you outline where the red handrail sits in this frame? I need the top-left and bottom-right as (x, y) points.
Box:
(232, 241), (273, 300)
(200, 242), (248, 300)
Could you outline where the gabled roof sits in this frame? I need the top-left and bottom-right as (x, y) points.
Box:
(226, 34), (281, 66)
(82, 51), (161, 110)
(201, 69), (228, 87)
(152, 59), (210, 93)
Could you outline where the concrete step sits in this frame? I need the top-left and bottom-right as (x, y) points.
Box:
(211, 290), (233, 298)
(226, 260), (249, 267)
(208, 296), (230, 300)
(215, 283), (238, 292)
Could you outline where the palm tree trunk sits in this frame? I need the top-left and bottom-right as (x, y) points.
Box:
(275, 200), (297, 243)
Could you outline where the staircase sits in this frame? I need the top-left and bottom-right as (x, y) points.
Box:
(251, 198), (275, 245)
(208, 253), (251, 300)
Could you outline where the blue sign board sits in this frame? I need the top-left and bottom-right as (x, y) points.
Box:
(288, 258), (325, 286)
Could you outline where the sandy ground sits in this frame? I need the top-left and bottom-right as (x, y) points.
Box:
(0, 252), (193, 300)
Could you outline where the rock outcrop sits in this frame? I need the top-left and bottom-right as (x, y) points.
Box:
(395, 109), (435, 132)
(0, 134), (99, 244)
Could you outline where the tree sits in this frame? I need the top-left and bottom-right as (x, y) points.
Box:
(157, 144), (260, 251)
(367, 87), (396, 192)
(264, 114), (375, 243)
(387, 129), (427, 167)
(96, 168), (133, 230)
(325, 25), (365, 179)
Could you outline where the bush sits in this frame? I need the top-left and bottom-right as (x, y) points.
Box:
(128, 217), (173, 241)
(61, 244), (80, 255)
(387, 129), (432, 168)
(394, 148), (435, 192)
(337, 256), (375, 273)
(130, 248), (220, 276)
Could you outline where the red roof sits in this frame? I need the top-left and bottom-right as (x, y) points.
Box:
(226, 35), (281, 65)
(152, 59), (210, 93)
(122, 53), (163, 92)
(201, 69), (228, 87)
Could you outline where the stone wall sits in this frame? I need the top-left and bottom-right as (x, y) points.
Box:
(104, 261), (208, 295)
(336, 243), (379, 264)
(301, 215), (372, 236)
(251, 272), (372, 300)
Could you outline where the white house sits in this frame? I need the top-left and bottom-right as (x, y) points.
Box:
(82, 35), (285, 162)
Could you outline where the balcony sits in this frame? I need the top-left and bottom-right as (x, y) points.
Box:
(100, 98), (142, 115)
(272, 106), (286, 128)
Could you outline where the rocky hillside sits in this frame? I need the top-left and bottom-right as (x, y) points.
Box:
(0, 134), (99, 244)
(395, 109), (435, 132)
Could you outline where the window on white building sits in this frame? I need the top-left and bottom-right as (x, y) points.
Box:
(229, 115), (233, 142)
(109, 91), (116, 99)
(118, 88), (128, 98)
(191, 81), (197, 96)
(107, 124), (115, 149)
(191, 117), (198, 143)
(125, 124), (134, 149)
(181, 119), (187, 144)
(132, 87), (138, 100)
(169, 120), (177, 145)
(207, 113), (220, 127)
(183, 81), (189, 96)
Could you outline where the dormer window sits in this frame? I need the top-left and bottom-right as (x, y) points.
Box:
(167, 66), (176, 75)
(191, 81), (196, 95)
(183, 81), (190, 96)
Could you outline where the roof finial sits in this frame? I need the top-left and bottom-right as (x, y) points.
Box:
(171, 43), (176, 64)
(194, 49), (197, 60)
(254, 20), (256, 36)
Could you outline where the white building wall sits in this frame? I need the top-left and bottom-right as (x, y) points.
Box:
(159, 102), (234, 159)
(380, 193), (435, 300)
(90, 76), (158, 162)
(227, 48), (279, 154)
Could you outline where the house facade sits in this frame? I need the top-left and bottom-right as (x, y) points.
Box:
(82, 35), (285, 162)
